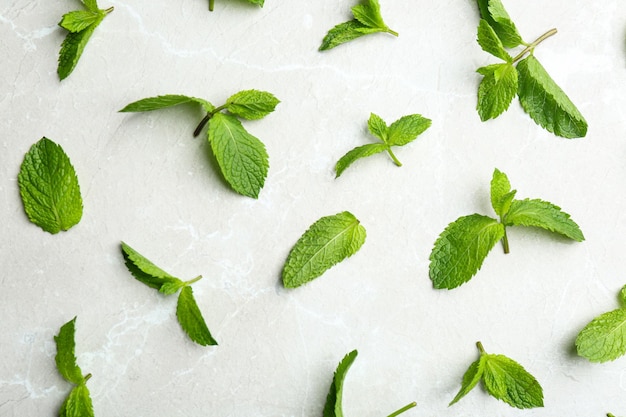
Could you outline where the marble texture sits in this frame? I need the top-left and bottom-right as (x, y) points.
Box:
(1, 0), (626, 416)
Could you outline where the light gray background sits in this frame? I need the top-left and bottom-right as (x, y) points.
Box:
(2, 0), (626, 416)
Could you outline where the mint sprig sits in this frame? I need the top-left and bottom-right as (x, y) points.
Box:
(58, 0), (113, 80)
(208, 0), (263, 11)
(474, 0), (587, 138)
(120, 90), (279, 198)
(320, 0), (397, 51)
(324, 350), (416, 417)
(282, 212), (366, 288)
(450, 341), (544, 409)
(335, 113), (431, 177)
(54, 317), (95, 417)
(429, 168), (584, 289)
(18, 137), (83, 234)
(576, 284), (626, 363)
(121, 242), (217, 346)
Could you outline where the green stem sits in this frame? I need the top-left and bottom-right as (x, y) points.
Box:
(209, 0), (215, 11)
(193, 105), (227, 137)
(512, 28), (557, 63)
(185, 275), (203, 286)
(476, 341), (486, 355)
(84, 373), (92, 382)
(387, 148), (402, 167)
(386, 402), (416, 417)
(104, 6), (114, 14)
(607, 414), (615, 417)
(501, 226), (510, 254)
(386, 28), (399, 37)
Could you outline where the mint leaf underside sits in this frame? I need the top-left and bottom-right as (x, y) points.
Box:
(282, 211), (367, 288)
(18, 137), (83, 234)
(576, 286), (626, 362)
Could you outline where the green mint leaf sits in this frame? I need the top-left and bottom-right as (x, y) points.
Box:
(351, 0), (385, 29)
(429, 214), (504, 289)
(176, 286), (218, 346)
(482, 353), (544, 408)
(516, 55), (588, 138)
(576, 287), (626, 362)
(82, 0), (99, 12)
(119, 95), (214, 113)
(59, 10), (102, 33)
(207, 112), (269, 198)
(120, 242), (184, 291)
(225, 89), (280, 120)
(386, 114), (432, 146)
(245, 0), (264, 6)
(335, 143), (389, 178)
(367, 113), (388, 141)
(54, 317), (84, 385)
(18, 137), (83, 234)
(504, 198), (585, 241)
(282, 211), (366, 288)
(449, 357), (484, 406)
(476, 19), (511, 62)
(60, 383), (94, 417)
(323, 350), (358, 417)
(620, 284), (626, 306)
(476, 63), (518, 121)
(490, 168), (516, 217)
(477, 0), (523, 48)
(320, 20), (381, 51)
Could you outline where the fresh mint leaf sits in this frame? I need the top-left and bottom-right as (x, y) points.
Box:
(429, 168), (583, 288)
(504, 198), (585, 241)
(208, 112), (269, 198)
(208, 0), (263, 11)
(320, 0), (397, 51)
(119, 95), (215, 113)
(282, 211), (366, 288)
(335, 143), (389, 178)
(576, 285), (626, 362)
(429, 214), (504, 290)
(225, 89), (280, 120)
(324, 350), (358, 417)
(450, 342), (543, 409)
(517, 55), (588, 138)
(476, 0), (523, 48)
(176, 286), (218, 346)
(120, 243), (217, 346)
(477, 19), (511, 62)
(120, 90), (277, 198)
(476, 63), (517, 121)
(55, 317), (95, 417)
(57, 2), (112, 80)
(18, 137), (83, 234)
(335, 113), (431, 177)
(54, 317), (84, 385)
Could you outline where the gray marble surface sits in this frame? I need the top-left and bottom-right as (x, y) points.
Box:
(2, 0), (626, 416)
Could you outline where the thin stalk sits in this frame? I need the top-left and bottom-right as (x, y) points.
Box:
(386, 402), (416, 417)
(476, 341), (486, 355)
(209, 0), (215, 11)
(185, 275), (203, 286)
(104, 6), (114, 14)
(387, 148), (402, 167)
(84, 373), (92, 382)
(512, 28), (557, 63)
(386, 28), (399, 37)
(501, 226), (510, 254)
(193, 105), (227, 137)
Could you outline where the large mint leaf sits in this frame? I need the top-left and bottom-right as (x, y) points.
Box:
(18, 137), (83, 234)
(476, 63), (518, 121)
(576, 307), (626, 363)
(176, 286), (218, 346)
(119, 95), (214, 113)
(207, 112), (269, 198)
(282, 212), (366, 288)
(516, 55), (587, 138)
(504, 198), (584, 241)
(482, 353), (544, 408)
(323, 350), (358, 417)
(429, 214), (504, 289)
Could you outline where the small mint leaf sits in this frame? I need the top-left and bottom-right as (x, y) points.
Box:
(323, 350), (358, 417)
(176, 286), (218, 346)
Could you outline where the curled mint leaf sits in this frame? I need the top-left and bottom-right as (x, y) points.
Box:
(177, 286), (218, 346)
(18, 137), (83, 234)
(476, 0), (523, 48)
(208, 0), (263, 11)
(282, 211), (366, 288)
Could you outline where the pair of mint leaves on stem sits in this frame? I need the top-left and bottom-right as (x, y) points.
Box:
(429, 168), (584, 290)
(207, 0), (263, 11)
(121, 242), (217, 346)
(450, 341), (544, 409)
(325, 350), (416, 417)
(320, 0), (397, 51)
(576, 285), (626, 363)
(18, 138), (83, 234)
(120, 90), (279, 198)
(55, 317), (94, 417)
(475, 0), (587, 138)
(335, 113), (431, 178)
(58, 0), (112, 80)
